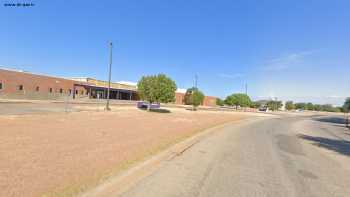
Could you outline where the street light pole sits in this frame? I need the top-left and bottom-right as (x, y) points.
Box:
(105, 42), (113, 111)
(195, 74), (198, 89)
(192, 74), (198, 111)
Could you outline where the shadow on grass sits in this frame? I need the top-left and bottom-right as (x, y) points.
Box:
(186, 108), (198, 111)
(298, 134), (350, 157)
(138, 108), (171, 113)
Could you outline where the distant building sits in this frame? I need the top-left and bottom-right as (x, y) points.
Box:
(174, 88), (217, 107)
(0, 67), (217, 106)
(0, 68), (137, 100)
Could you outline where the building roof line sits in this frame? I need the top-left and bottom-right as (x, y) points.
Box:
(0, 66), (75, 81)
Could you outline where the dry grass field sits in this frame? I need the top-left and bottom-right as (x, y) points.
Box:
(0, 106), (250, 197)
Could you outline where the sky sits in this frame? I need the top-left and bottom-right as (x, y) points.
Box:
(1, 0), (349, 105)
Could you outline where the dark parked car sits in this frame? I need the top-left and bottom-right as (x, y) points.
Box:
(258, 107), (269, 112)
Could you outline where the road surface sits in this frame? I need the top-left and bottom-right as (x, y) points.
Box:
(121, 114), (350, 197)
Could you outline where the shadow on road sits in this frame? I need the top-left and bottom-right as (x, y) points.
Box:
(313, 116), (346, 125)
(298, 134), (350, 157)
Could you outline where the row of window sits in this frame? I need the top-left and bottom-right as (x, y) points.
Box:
(0, 82), (85, 95)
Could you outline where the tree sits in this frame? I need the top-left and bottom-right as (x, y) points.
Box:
(216, 98), (225, 106)
(224, 93), (252, 109)
(313, 104), (322, 111)
(343, 97), (350, 128)
(250, 101), (262, 109)
(285, 101), (295, 111)
(267, 100), (282, 111)
(306, 102), (314, 111)
(295, 103), (306, 110)
(321, 104), (336, 112)
(184, 87), (205, 110)
(137, 74), (177, 110)
(343, 97), (350, 113)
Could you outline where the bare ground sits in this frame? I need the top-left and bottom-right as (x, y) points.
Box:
(0, 106), (250, 197)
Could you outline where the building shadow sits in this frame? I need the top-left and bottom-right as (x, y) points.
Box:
(298, 134), (350, 156)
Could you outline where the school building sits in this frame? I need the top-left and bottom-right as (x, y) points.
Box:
(0, 67), (217, 106)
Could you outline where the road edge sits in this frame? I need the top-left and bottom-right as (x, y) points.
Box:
(80, 115), (274, 197)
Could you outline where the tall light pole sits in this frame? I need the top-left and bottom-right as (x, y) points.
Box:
(245, 83), (248, 95)
(192, 74), (198, 111)
(105, 42), (113, 111)
(194, 74), (198, 89)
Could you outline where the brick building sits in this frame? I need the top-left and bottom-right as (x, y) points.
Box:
(0, 67), (217, 106)
(0, 68), (136, 100)
(174, 91), (217, 107)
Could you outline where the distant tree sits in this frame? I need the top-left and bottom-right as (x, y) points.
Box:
(293, 102), (342, 112)
(313, 104), (322, 111)
(338, 107), (345, 113)
(184, 87), (205, 110)
(285, 101), (295, 111)
(267, 100), (283, 111)
(216, 98), (225, 106)
(137, 74), (177, 110)
(295, 103), (307, 110)
(306, 102), (314, 111)
(224, 93), (252, 109)
(343, 97), (350, 113)
(250, 101), (262, 109)
(321, 104), (336, 112)
(344, 97), (350, 127)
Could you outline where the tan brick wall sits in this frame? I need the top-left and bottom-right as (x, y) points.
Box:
(202, 96), (217, 107)
(175, 92), (185, 105)
(0, 69), (75, 100)
(174, 92), (217, 106)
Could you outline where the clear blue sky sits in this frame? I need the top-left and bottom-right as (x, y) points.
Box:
(1, 0), (349, 105)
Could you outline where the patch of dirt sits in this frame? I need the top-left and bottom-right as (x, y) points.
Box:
(0, 106), (249, 197)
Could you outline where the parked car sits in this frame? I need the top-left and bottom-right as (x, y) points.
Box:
(258, 107), (269, 112)
(137, 101), (160, 109)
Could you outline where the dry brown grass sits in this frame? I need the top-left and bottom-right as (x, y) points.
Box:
(0, 106), (249, 197)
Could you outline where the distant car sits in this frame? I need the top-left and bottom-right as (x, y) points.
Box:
(258, 107), (269, 112)
(137, 101), (160, 109)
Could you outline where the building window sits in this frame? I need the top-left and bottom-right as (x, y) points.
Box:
(60, 88), (63, 93)
(17, 85), (23, 91)
(75, 90), (78, 95)
(0, 82), (3, 90)
(36, 86), (40, 91)
(69, 89), (72, 95)
(49, 88), (53, 93)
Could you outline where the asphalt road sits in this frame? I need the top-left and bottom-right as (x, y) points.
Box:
(121, 114), (350, 197)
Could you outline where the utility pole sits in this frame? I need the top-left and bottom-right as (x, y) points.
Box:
(245, 83), (248, 95)
(105, 42), (113, 111)
(192, 74), (198, 111)
(194, 74), (198, 89)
